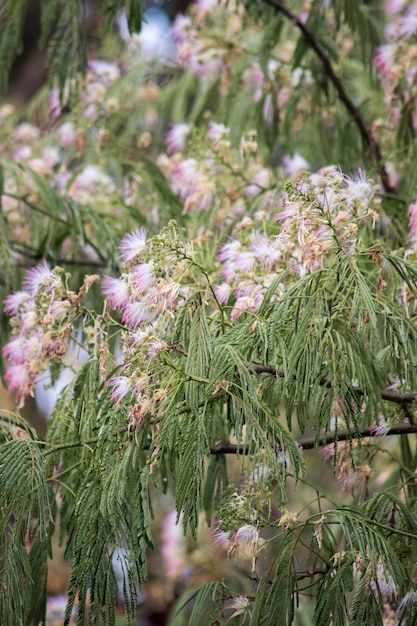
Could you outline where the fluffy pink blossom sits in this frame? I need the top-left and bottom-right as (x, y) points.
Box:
(56, 122), (77, 147)
(211, 524), (231, 549)
(3, 291), (31, 315)
(398, 10), (417, 39)
(102, 275), (130, 310)
(214, 283), (231, 304)
(370, 559), (397, 602)
(207, 122), (229, 144)
(218, 241), (255, 282)
(161, 510), (187, 579)
(23, 262), (60, 295)
(171, 14), (192, 42)
(249, 235), (281, 268)
(131, 262), (156, 293)
(88, 60), (120, 83)
(119, 227), (148, 264)
(374, 45), (396, 79)
(165, 123), (191, 154)
(108, 376), (132, 404)
(4, 363), (33, 402)
(122, 302), (154, 328)
(2, 337), (30, 364)
(230, 296), (258, 321)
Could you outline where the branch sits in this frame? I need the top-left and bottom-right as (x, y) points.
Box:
(250, 364), (417, 408)
(261, 0), (394, 194)
(211, 421), (417, 454)
(29, 418), (417, 460)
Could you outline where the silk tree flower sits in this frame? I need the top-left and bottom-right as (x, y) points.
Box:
(212, 518), (265, 571)
(214, 283), (232, 305)
(3, 291), (32, 315)
(370, 559), (398, 602)
(171, 13), (192, 42)
(56, 122), (78, 147)
(23, 261), (62, 295)
(122, 302), (154, 328)
(223, 595), (250, 622)
(165, 123), (191, 154)
(102, 275), (130, 310)
(218, 240), (255, 282)
(212, 524), (231, 549)
(119, 227), (148, 264)
(3, 264), (93, 406)
(69, 165), (116, 203)
(131, 261), (156, 293)
(207, 122), (230, 145)
(88, 60), (120, 84)
(108, 376), (132, 404)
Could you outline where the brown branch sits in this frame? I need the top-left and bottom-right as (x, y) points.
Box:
(261, 0), (394, 194)
(211, 421), (417, 455)
(250, 363), (417, 407)
(32, 419), (417, 459)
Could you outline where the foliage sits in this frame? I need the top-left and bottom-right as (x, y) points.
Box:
(2, 0), (417, 624)
(0, 0), (144, 97)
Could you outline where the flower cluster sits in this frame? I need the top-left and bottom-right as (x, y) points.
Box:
(212, 488), (267, 572)
(374, 2), (417, 133)
(102, 223), (192, 425)
(2, 263), (98, 406)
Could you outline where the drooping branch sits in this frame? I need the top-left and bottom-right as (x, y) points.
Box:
(261, 0), (394, 194)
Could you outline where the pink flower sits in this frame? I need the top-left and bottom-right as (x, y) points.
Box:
(150, 281), (181, 312)
(23, 261), (60, 295)
(108, 376), (132, 403)
(88, 60), (120, 83)
(102, 275), (130, 310)
(207, 122), (229, 143)
(370, 559), (397, 602)
(2, 337), (28, 364)
(233, 524), (259, 545)
(171, 14), (192, 42)
(165, 123), (191, 154)
(214, 283), (231, 304)
(230, 296), (258, 321)
(4, 363), (33, 402)
(374, 45), (396, 79)
(161, 510), (187, 579)
(218, 241), (255, 282)
(398, 11), (417, 39)
(56, 122), (77, 147)
(119, 228), (148, 264)
(249, 235), (281, 268)
(122, 302), (153, 328)
(131, 261), (155, 293)
(212, 524), (231, 549)
(3, 291), (31, 316)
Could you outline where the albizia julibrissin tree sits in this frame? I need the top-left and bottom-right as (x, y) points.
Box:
(2, 0), (417, 624)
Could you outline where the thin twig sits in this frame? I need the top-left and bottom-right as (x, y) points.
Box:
(261, 0), (394, 194)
